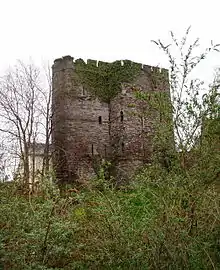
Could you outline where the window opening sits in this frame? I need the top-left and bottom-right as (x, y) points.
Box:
(82, 86), (86, 95)
(104, 145), (107, 157)
(120, 111), (124, 122)
(121, 142), (125, 153)
(92, 144), (94, 156)
(99, 116), (102, 124)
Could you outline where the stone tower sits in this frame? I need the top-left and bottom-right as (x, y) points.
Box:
(52, 56), (171, 185)
(109, 63), (171, 181)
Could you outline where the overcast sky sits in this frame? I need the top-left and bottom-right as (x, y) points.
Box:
(0, 0), (220, 84)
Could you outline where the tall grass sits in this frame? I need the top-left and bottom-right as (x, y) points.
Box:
(0, 165), (219, 269)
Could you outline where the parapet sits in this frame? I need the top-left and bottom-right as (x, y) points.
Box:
(52, 55), (74, 72)
(52, 55), (169, 80)
(141, 64), (169, 78)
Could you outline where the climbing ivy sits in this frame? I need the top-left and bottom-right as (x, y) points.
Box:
(75, 59), (141, 103)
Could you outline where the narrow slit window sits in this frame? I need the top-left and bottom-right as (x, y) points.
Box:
(104, 145), (107, 157)
(99, 116), (102, 124)
(121, 142), (125, 153)
(92, 144), (94, 156)
(120, 111), (124, 122)
(82, 86), (86, 95)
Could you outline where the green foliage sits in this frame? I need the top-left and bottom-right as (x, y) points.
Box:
(134, 167), (220, 269)
(134, 89), (175, 168)
(153, 26), (220, 150)
(75, 59), (141, 103)
(91, 159), (114, 190)
(1, 163), (220, 269)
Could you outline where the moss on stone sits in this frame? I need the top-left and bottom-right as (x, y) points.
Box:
(75, 59), (141, 103)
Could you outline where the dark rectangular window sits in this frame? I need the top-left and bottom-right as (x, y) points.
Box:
(121, 142), (125, 153)
(104, 145), (107, 157)
(120, 111), (124, 122)
(92, 144), (94, 155)
(82, 86), (86, 95)
(99, 116), (102, 124)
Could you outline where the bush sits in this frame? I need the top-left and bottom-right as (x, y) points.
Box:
(0, 166), (220, 269)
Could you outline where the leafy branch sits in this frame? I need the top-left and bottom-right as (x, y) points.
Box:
(152, 27), (220, 150)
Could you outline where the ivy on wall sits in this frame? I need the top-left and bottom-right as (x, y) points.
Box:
(75, 59), (141, 103)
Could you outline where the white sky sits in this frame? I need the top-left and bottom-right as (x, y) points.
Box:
(0, 0), (220, 84)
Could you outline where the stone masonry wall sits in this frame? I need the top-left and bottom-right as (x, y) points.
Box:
(52, 56), (171, 185)
(52, 56), (110, 185)
(110, 65), (170, 182)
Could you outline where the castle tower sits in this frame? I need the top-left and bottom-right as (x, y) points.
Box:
(52, 56), (172, 186)
(52, 56), (110, 185)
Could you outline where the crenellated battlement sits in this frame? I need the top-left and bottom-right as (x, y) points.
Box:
(52, 55), (168, 78)
(52, 55), (74, 72)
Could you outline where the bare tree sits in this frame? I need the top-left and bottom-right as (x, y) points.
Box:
(0, 142), (9, 182)
(36, 63), (52, 177)
(0, 60), (52, 192)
